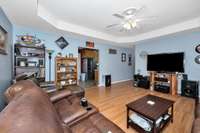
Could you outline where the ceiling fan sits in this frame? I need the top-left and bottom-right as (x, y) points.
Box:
(106, 7), (156, 32)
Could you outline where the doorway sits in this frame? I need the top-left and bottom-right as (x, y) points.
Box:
(78, 47), (99, 88)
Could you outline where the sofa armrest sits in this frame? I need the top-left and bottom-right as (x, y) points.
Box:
(50, 90), (72, 103)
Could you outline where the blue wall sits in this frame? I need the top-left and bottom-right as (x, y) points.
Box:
(13, 25), (134, 86)
(135, 30), (200, 92)
(0, 8), (13, 111)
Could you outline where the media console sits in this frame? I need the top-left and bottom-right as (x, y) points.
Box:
(149, 72), (177, 95)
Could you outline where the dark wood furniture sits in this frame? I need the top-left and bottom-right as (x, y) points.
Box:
(14, 44), (46, 82)
(133, 74), (150, 89)
(150, 72), (177, 95)
(127, 95), (174, 133)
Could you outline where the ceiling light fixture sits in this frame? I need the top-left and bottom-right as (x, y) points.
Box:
(123, 20), (137, 30)
(106, 6), (156, 32)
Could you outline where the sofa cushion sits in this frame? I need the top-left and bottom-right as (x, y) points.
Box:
(196, 104), (200, 118)
(54, 98), (87, 124)
(70, 118), (101, 133)
(89, 113), (125, 133)
(65, 85), (85, 98)
(70, 113), (125, 133)
(193, 118), (200, 133)
(50, 89), (72, 103)
(0, 82), (71, 133)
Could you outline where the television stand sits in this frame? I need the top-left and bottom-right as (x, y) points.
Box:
(149, 72), (177, 95)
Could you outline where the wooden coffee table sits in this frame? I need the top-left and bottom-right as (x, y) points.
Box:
(126, 95), (174, 133)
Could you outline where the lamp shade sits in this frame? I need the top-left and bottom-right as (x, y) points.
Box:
(46, 49), (55, 54)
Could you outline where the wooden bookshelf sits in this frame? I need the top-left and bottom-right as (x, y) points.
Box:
(150, 72), (177, 95)
(55, 57), (78, 89)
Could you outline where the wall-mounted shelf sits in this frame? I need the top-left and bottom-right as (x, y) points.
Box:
(14, 44), (46, 82)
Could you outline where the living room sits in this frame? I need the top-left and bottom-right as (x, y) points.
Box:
(0, 0), (200, 133)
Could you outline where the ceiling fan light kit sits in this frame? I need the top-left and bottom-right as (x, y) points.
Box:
(123, 20), (137, 30)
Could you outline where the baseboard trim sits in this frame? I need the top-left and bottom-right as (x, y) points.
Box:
(98, 79), (133, 87)
(112, 79), (133, 84)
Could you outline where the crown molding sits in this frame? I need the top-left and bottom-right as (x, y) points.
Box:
(37, 4), (117, 43)
(118, 17), (200, 43)
(37, 4), (200, 44)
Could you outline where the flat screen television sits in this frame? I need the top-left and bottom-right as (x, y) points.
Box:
(147, 52), (184, 72)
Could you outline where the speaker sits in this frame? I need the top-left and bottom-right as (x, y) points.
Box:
(133, 75), (150, 89)
(105, 75), (111, 87)
(181, 80), (199, 100)
(182, 74), (188, 80)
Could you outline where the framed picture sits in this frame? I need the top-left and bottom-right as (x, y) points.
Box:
(86, 41), (94, 48)
(121, 53), (126, 62)
(0, 25), (7, 55)
(195, 44), (200, 53)
(55, 36), (69, 49)
(128, 54), (132, 66)
(108, 49), (117, 54)
(195, 55), (200, 64)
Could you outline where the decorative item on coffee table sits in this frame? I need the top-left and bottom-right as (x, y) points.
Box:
(126, 95), (174, 133)
(55, 56), (78, 90)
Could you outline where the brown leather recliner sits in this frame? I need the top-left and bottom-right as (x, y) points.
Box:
(0, 80), (71, 133)
(0, 80), (125, 133)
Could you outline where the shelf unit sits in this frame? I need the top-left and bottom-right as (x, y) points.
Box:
(149, 72), (177, 95)
(55, 57), (78, 89)
(14, 44), (46, 82)
(128, 113), (172, 133)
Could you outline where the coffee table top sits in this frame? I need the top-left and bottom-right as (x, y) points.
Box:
(127, 95), (174, 121)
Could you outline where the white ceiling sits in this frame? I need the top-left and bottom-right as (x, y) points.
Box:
(1, 0), (200, 46)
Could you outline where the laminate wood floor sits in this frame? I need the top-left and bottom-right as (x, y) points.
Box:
(85, 81), (195, 133)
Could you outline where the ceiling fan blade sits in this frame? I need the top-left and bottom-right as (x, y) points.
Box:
(135, 16), (157, 22)
(106, 24), (120, 28)
(113, 13), (125, 19)
(136, 24), (141, 29)
(134, 6), (146, 16)
(123, 8), (137, 16)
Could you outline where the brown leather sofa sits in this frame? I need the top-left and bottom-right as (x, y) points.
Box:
(0, 80), (125, 133)
(193, 103), (200, 133)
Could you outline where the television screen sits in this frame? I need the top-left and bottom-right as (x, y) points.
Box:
(147, 53), (184, 72)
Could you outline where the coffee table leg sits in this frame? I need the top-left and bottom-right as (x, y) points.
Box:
(127, 107), (129, 128)
(171, 104), (174, 123)
(153, 120), (156, 133)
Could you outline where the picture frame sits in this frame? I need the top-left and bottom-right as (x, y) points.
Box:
(128, 54), (132, 66)
(195, 55), (200, 64)
(55, 36), (69, 49)
(121, 53), (126, 62)
(0, 25), (8, 55)
(195, 44), (200, 53)
(108, 49), (117, 54)
(86, 41), (94, 48)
